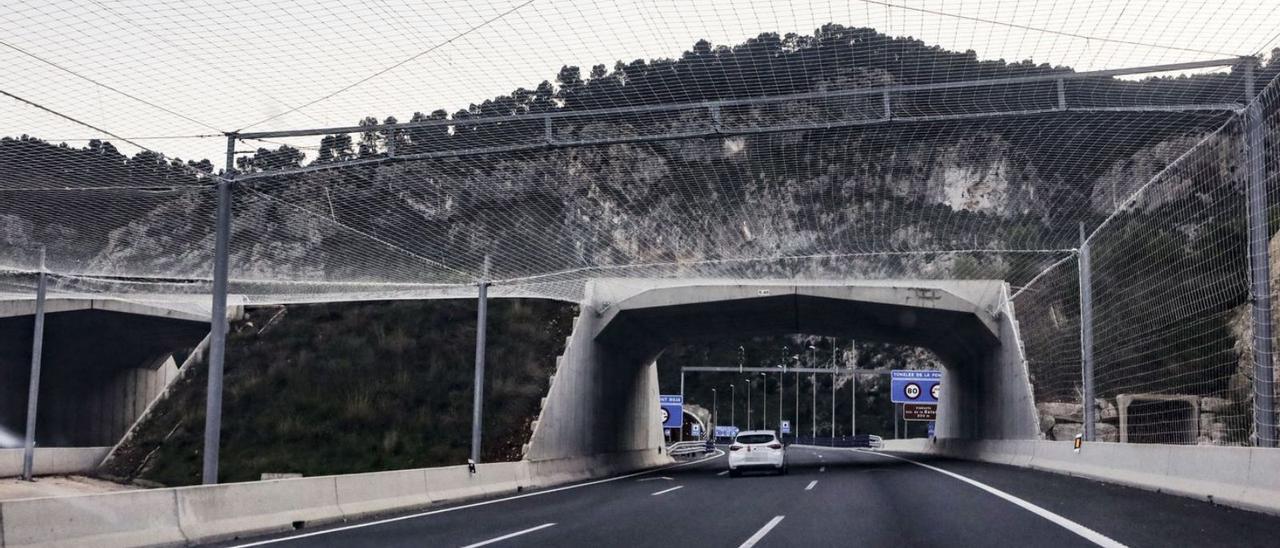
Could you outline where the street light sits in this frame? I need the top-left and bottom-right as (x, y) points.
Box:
(776, 364), (784, 434)
(745, 378), (752, 431)
(759, 372), (767, 433)
(730, 384), (736, 429)
(711, 388), (718, 430)
(808, 345), (817, 438)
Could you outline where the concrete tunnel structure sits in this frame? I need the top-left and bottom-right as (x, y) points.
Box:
(0, 299), (219, 448)
(523, 279), (1039, 467)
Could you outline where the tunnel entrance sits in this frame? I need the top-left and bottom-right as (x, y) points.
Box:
(523, 279), (1039, 466)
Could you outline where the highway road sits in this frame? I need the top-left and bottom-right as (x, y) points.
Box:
(219, 446), (1280, 548)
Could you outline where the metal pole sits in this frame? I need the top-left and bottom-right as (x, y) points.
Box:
(731, 384), (735, 429)
(752, 371), (762, 432)
(679, 370), (685, 442)
(831, 371), (836, 438)
(851, 369), (857, 437)
(471, 255), (490, 464)
(712, 389), (717, 429)
(202, 137), (235, 485)
(894, 404), (900, 439)
(746, 379), (751, 430)
(811, 372), (817, 439)
(20, 247), (47, 481)
(1245, 63), (1276, 447)
(1078, 222), (1097, 441)
(778, 368), (783, 434)
(794, 370), (799, 440)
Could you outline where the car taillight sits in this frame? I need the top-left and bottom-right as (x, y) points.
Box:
(768, 443), (783, 450)
(729, 445), (743, 451)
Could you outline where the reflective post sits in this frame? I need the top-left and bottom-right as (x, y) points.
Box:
(202, 137), (235, 485)
(1244, 63), (1276, 447)
(20, 247), (47, 481)
(471, 255), (491, 464)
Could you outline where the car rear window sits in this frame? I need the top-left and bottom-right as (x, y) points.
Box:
(735, 434), (775, 444)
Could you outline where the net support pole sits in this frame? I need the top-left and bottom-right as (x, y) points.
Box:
(1244, 64), (1276, 448)
(1078, 222), (1097, 441)
(20, 247), (47, 481)
(470, 255), (491, 464)
(202, 136), (235, 485)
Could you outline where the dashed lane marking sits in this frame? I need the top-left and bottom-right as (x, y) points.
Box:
(738, 516), (785, 548)
(651, 485), (684, 496)
(805, 480), (818, 491)
(460, 523), (556, 548)
(226, 450), (726, 547)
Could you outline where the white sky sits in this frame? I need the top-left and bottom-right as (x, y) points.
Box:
(3, 0), (1279, 163)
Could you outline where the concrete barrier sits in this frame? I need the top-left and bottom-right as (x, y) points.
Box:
(891, 439), (1280, 516)
(0, 489), (183, 548)
(334, 468), (432, 519)
(0, 448), (672, 547)
(175, 476), (343, 544)
(0, 447), (110, 478)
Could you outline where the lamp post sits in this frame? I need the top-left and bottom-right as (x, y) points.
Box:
(760, 372), (767, 433)
(712, 388), (718, 429)
(730, 384), (736, 429)
(809, 345), (817, 438)
(745, 378), (752, 431)
(776, 364), (784, 434)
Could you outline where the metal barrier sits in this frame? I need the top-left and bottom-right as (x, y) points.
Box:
(666, 441), (710, 457)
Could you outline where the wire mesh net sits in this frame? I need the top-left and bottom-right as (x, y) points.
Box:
(3, 0), (1280, 445)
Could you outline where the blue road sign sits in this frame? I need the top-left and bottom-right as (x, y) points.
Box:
(781, 420), (792, 435)
(891, 370), (941, 404)
(660, 395), (683, 428)
(714, 425), (739, 438)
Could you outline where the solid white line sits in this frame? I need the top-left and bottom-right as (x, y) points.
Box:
(460, 523), (556, 548)
(859, 451), (1126, 548)
(227, 449), (726, 547)
(738, 515), (785, 548)
(717, 470), (729, 476)
(804, 480), (818, 491)
(651, 485), (684, 496)
(636, 476), (673, 482)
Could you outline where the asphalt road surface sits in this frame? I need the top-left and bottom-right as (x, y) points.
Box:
(216, 446), (1280, 548)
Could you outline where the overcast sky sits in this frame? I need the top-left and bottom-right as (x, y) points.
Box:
(4, 0), (1279, 163)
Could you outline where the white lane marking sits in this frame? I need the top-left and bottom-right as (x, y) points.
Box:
(227, 449), (726, 547)
(636, 476), (673, 482)
(717, 470), (729, 476)
(738, 515), (785, 548)
(859, 451), (1126, 548)
(460, 523), (556, 548)
(819, 466), (826, 473)
(651, 485), (684, 496)
(804, 480), (818, 491)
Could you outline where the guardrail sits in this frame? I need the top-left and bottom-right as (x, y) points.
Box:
(785, 435), (884, 449)
(666, 441), (710, 457)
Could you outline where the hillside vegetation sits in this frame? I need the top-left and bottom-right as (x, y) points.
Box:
(101, 299), (576, 486)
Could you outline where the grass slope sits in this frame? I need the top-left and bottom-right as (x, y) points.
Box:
(100, 299), (577, 486)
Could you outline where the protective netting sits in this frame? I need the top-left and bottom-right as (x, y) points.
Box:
(4, 1), (1280, 444)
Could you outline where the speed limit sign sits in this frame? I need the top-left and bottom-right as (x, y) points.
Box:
(904, 383), (922, 400)
(931, 384), (940, 400)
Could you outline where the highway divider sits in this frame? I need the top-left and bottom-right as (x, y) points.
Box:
(0, 449), (670, 548)
(882, 438), (1280, 516)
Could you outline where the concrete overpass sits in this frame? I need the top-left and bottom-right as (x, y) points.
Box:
(0, 298), (226, 449)
(523, 278), (1039, 467)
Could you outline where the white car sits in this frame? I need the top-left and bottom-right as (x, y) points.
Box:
(727, 430), (787, 476)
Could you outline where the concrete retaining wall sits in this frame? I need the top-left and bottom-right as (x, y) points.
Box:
(0, 450), (672, 547)
(884, 439), (1280, 516)
(0, 447), (109, 478)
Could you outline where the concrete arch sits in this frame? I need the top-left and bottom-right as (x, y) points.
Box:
(524, 279), (1038, 467)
